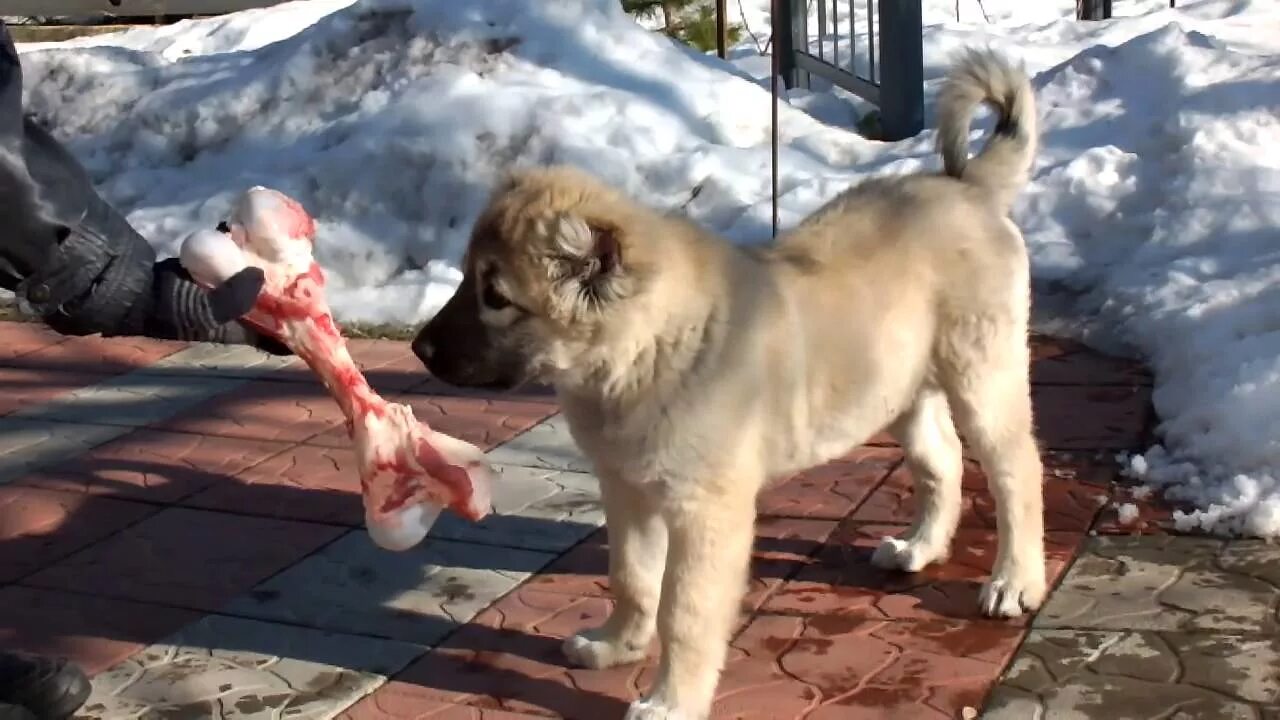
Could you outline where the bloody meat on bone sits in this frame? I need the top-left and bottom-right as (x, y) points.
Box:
(180, 187), (492, 551)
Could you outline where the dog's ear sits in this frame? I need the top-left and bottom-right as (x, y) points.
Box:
(552, 213), (623, 280)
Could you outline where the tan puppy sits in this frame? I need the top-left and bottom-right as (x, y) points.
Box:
(414, 48), (1045, 720)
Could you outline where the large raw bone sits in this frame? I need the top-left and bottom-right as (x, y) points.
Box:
(179, 186), (492, 551)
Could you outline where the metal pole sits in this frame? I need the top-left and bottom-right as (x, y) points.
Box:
(1076, 0), (1111, 20)
(771, 0), (781, 238)
(715, 0), (728, 58)
(877, 0), (923, 140)
(774, 0), (797, 88)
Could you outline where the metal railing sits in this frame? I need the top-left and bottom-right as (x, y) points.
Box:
(773, 0), (923, 141)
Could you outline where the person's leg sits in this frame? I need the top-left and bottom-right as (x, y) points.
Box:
(0, 651), (91, 720)
(0, 20), (287, 352)
(0, 705), (38, 720)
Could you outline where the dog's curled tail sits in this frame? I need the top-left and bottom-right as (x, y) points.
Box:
(936, 48), (1037, 214)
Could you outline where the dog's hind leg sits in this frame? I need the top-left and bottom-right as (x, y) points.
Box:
(626, 487), (756, 720)
(563, 476), (666, 670)
(872, 387), (964, 573)
(941, 324), (1047, 618)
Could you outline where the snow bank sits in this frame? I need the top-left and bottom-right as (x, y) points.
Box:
(17, 0), (877, 324)
(14, 0), (1280, 536)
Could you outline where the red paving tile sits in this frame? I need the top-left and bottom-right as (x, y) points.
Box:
(18, 429), (289, 502)
(369, 586), (1021, 720)
(1030, 334), (1152, 386)
(0, 366), (115, 415)
(266, 338), (430, 393)
(410, 377), (560, 407)
(4, 334), (183, 374)
(306, 394), (556, 452)
(1032, 384), (1151, 450)
(341, 693), (548, 720)
(0, 486), (156, 583)
(24, 507), (344, 612)
(183, 443), (364, 524)
(526, 517), (837, 612)
(0, 322), (68, 362)
(151, 378), (347, 443)
(0, 585), (200, 676)
(760, 523), (1083, 624)
(757, 447), (902, 520)
(852, 452), (1114, 533)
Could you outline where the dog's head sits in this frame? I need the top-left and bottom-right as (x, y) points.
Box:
(413, 167), (650, 391)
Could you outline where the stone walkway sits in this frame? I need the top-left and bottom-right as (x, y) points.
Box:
(0, 321), (1275, 719)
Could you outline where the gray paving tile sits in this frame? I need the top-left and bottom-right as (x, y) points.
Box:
(0, 418), (129, 484)
(8, 342), (291, 429)
(1034, 535), (1280, 633)
(11, 372), (245, 427)
(138, 342), (297, 379)
(225, 532), (554, 646)
(485, 415), (592, 473)
(76, 614), (423, 720)
(428, 464), (603, 552)
(983, 629), (1280, 719)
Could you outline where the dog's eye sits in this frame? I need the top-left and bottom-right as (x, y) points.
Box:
(482, 281), (512, 311)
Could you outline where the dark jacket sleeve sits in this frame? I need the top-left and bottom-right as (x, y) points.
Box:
(0, 20), (156, 337)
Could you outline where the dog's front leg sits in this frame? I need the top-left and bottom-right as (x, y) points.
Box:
(626, 490), (756, 720)
(564, 476), (666, 669)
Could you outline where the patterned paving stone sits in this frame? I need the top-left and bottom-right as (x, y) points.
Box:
(3, 334), (183, 375)
(0, 418), (130, 484)
(183, 443), (366, 525)
(0, 586), (200, 675)
(341, 691), (548, 719)
(1030, 334), (1152, 386)
(527, 516), (837, 613)
(368, 587), (1022, 719)
(761, 523), (1084, 624)
(11, 370), (245, 427)
(0, 366), (116, 416)
(984, 630), (1280, 719)
(25, 507), (345, 612)
(18, 429), (290, 503)
(1035, 535), (1280, 633)
(152, 378), (348, 443)
(0, 486), (156, 583)
(138, 342), (296, 379)
(0, 321), (69, 362)
(76, 615), (425, 720)
(409, 377), (559, 407)
(757, 447), (902, 520)
(225, 532), (555, 646)
(427, 465), (602, 553)
(1033, 384), (1151, 451)
(853, 452), (1114, 533)
(266, 338), (444, 395)
(307, 394), (554, 452)
(485, 416), (590, 473)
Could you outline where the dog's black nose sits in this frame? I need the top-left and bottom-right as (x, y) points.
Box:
(412, 338), (434, 365)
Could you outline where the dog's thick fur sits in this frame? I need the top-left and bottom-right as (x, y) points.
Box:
(415, 49), (1044, 720)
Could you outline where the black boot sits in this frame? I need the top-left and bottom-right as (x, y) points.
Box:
(0, 652), (90, 720)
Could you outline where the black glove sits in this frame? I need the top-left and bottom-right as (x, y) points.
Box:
(149, 258), (292, 355)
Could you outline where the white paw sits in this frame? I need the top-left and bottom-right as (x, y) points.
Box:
(625, 697), (695, 720)
(871, 535), (946, 573)
(562, 631), (647, 670)
(979, 567), (1047, 618)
